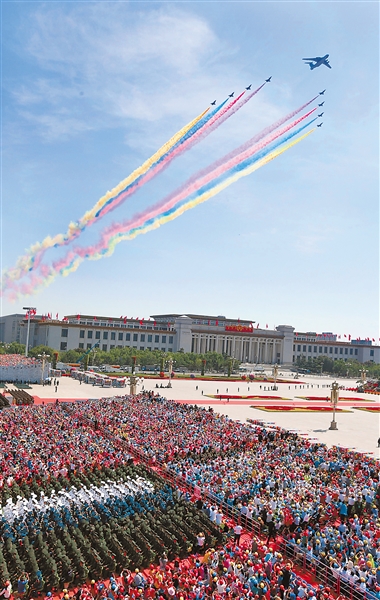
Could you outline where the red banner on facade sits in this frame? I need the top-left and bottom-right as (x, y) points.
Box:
(225, 325), (253, 333)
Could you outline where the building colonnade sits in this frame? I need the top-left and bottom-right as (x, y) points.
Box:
(191, 334), (281, 363)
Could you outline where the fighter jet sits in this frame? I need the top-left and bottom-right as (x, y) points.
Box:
(318, 102), (325, 107)
(211, 100), (216, 105)
(265, 76), (272, 82)
(303, 55), (331, 70)
(319, 89), (326, 95)
(246, 85), (252, 90)
(318, 112), (324, 117)
(317, 123), (323, 127)
(228, 92), (234, 98)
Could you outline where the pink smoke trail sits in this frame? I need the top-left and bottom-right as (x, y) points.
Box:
(77, 108), (317, 258)
(31, 106), (316, 284)
(183, 94), (319, 190)
(98, 85), (266, 220)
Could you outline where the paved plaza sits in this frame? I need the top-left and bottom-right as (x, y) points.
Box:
(23, 370), (380, 457)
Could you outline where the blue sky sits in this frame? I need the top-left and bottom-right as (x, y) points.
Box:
(1, 1), (379, 338)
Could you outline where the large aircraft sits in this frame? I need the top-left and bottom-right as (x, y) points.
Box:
(303, 54), (331, 70)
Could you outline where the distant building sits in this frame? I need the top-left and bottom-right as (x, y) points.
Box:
(1, 312), (379, 365)
(292, 331), (380, 364)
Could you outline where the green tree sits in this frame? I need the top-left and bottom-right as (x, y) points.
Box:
(59, 349), (83, 363)
(5, 342), (26, 355)
(28, 345), (56, 359)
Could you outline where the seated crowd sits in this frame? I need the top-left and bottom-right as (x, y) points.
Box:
(0, 393), (378, 600)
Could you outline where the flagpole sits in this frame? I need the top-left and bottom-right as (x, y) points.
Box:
(23, 306), (36, 357)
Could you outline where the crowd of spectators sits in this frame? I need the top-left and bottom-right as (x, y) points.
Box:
(69, 394), (380, 598)
(0, 392), (379, 600)
(0, 405), (125, 490)
(0, 355), (46, 385)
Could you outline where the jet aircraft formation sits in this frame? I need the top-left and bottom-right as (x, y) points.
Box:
(210, 72), (326, 127)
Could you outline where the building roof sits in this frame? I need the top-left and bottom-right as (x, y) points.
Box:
(151, 313), (254, 324)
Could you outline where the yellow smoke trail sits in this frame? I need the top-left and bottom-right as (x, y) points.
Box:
(65, 129), (314, 272)
(5, 106), (210, 281)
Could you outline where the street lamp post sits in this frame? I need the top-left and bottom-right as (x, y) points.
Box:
(128, 356), (139, 394)
(23, 307), (36, 357)
(38, 352), (50, 384)
(128, 374), (143, 395)
(329, 381), (339, 430)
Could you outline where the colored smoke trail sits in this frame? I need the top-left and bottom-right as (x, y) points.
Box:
(139, 108), (317, 228)
(92, 85), (266, 222)
(87, 122), (316, 261)
(184, 94), (319, 190)
(3, 84), (266, 289)
(6, 125), (314, 297)
(67, 129), (315, 272)
(94, 88), (314, 226)
(1, 105), (211, 286)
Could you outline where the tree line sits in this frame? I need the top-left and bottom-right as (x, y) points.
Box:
(0, 343), (237, 373)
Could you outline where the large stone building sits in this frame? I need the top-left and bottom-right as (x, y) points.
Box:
(1, 312), (379, 365)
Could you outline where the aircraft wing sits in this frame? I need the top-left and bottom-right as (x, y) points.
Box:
(302, 57), (320, 61)
(323, 60), (332, 69)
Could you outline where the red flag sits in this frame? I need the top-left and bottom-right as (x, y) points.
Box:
(77, 314), (80, 320)
(266, 324), (268, 329)
(348, 335), (351, 341)
(372, 338), (375, 342)
(136, 317), (139, 321)
(344, 334), (346, 338)
(208, 320), (210, 326)
(216, 320), (219, 326)
(153, 321), (157, 326)
(139, 320), (144, 326)
(123, 317), (127, 324)
(257, 323), (259, 328)
(56, 313), (59, 320)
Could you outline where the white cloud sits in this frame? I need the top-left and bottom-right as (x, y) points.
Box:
(9, 4), (230, 139)
(18, 109), (94, 142)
